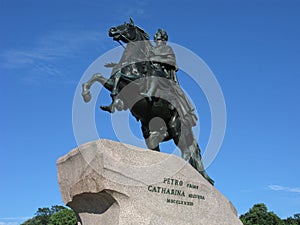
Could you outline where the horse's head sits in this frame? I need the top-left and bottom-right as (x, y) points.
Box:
(109, 18), (149, 43)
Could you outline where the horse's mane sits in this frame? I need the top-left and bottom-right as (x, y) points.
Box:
(135, 26), (150, 40)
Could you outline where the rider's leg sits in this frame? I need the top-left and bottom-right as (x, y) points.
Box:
(111, 71), (122, 97)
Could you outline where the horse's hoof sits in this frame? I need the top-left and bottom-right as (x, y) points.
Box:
(147, 131), (163, 149)
(82, 91), (91, 102)
(82, 83), (92, 102)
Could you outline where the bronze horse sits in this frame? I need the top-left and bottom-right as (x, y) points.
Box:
(81, 19), (214, 185)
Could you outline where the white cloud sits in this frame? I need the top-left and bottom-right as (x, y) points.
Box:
(0, 217), (30, 225)
(290, 187), (300, 193)
(268, 184), (300, 193)
(0, 222), (19, 225)
(268, 185), (286, 191)
(1, 29), (106, 84)
(3, 29), (104, 66)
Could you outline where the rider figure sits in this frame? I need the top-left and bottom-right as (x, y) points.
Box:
(101, 29), (179, 113)
(101, 29), (177, 112)
(140, 29), (198, 139)
(140, 29), (178, 101)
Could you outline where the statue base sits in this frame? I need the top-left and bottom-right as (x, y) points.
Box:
(57, 139), (242, 225)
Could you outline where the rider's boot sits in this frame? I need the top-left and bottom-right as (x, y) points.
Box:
(101, 71), (121, 113)
(100, 97), (124, 113)
(110, 71), (122, 97)
(100, 103), (115, 113)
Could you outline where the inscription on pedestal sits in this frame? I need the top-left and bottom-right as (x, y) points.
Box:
(147, 177), (205, 206)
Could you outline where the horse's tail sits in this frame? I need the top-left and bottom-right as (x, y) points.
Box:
(189, 141), (215, 186)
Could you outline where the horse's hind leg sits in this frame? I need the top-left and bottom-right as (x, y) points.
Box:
(142, 122), (162, 152)
(173, 127), (194, 161)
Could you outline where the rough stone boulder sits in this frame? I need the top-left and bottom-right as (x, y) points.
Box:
(57, 139), (242, 225)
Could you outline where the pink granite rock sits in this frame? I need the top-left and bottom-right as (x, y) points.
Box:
(57, 139), (243, 225)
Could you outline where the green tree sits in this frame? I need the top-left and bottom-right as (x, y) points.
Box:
(21, 205), (77, 225)
(35, 207), (52, 224)
(21, 217), (40, 225)
(48, 208), (77, 225)
(240, 203), (284, 225)
(283, 214), (300, 225)
(294, 214), (300, 225)
(283, 217), (297, 225)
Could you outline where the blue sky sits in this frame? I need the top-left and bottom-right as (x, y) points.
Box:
(1, 0), (300, 224)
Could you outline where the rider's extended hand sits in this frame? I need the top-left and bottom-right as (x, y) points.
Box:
(104, 62), (118, 68)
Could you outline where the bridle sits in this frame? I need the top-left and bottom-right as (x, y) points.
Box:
(113, 24), (156, 69)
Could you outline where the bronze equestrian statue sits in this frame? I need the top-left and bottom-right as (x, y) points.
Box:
(82, 19), (214, 185)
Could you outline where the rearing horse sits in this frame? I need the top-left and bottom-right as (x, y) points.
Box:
(82, 19), (214, 185)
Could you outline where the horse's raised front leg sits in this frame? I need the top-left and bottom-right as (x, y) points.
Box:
(82, 73), (113, 102)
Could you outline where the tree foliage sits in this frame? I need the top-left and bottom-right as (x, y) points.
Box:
(48, 208), (77, 225)
(22, 203), (299, 225)
(21, 206), (77, 225)
(282, 213), (300, 225)
(240, 203), (300, 225)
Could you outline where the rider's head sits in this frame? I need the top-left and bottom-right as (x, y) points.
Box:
(154, 29), (168, 45)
